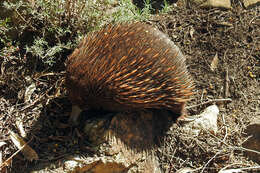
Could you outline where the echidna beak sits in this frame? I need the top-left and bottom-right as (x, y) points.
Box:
(68, 105), (83, 125)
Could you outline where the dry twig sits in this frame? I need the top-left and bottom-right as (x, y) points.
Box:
(187, 98), (232, 109)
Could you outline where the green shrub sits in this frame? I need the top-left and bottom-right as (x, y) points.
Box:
(0, 0), (170, 71)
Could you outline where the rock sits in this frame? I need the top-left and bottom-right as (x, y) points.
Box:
(187, 0), (231, 9)
(242, 115), (260, 163)
(242, 0), (260, 8)
(180, 105), (220, 135)
(200, 0), (231, 9)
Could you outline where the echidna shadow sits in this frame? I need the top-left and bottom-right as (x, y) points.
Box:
(65, 22), (194, 151)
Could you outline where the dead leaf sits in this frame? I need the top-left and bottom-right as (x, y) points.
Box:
(16, 118), (27, 138)
(189, 27), (195, 40)
(0, 142), (6, 148)
(24, 83), (36, 103)
(9, 131), (38, 161)
(210, 53), (219, 71)
(218, 22), (232, 27)
(0, 151), (2, 166)
(176, 167), (196, 173)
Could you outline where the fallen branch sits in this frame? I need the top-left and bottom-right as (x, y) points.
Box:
(187, 98), (232, 109)
(219, 166), (260, 173)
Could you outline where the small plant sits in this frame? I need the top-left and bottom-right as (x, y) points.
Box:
(0, 18), (11, 44)
(0, 0), (164, 71)
(1, 0), (108, 70)
(160, 0), (173, 14)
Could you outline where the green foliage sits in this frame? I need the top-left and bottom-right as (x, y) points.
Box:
(160, 0), (173, 14)
(110, 0), (153, 22)
(1, 0), (106, 69)
(0, 0), (169, 71)
(0, 18), (12, 46)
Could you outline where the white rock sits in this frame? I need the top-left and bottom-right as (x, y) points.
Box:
(183, 105), (220, 135)
(200, 0), (231, 9)
(187, 0), (231, 9)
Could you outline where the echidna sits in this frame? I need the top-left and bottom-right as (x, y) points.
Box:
(66, 22), (194, 123)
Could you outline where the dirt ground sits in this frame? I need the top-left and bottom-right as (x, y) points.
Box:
(0, 3), (259, 173)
